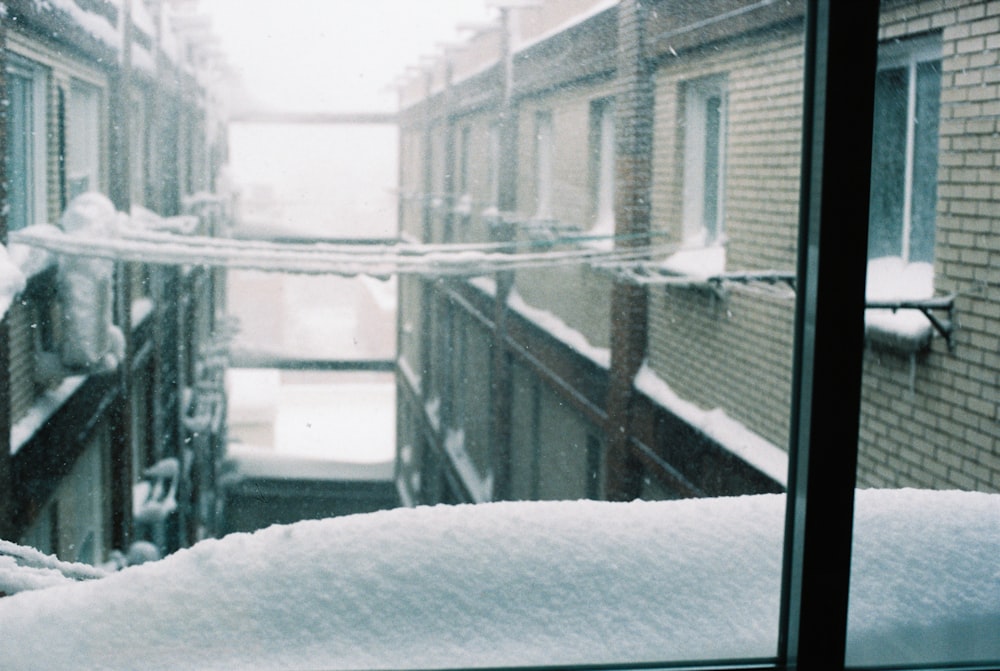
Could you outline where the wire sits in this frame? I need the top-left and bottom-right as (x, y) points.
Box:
(9, 226), (677, 278)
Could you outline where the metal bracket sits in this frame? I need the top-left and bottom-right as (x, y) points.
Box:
(865, 294), (957, 351)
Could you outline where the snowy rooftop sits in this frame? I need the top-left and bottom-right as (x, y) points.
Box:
(0, 489), (997, 670)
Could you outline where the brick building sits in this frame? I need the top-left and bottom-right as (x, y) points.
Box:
(0, 0), (228, 564)
(395, 0), (999, 505)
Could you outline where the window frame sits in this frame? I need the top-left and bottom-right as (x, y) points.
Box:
(779, 1), (881, 669)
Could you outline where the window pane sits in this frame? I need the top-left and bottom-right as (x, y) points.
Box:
(6, 72), (33, 231)
(848, 7), (1000, 668)
(910, 59), (941, 264)
(401, 1), (805, 665)
(702, 94), (722, 241)
(868, 67), (908, 260)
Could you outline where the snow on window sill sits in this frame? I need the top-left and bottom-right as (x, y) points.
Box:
(581, 220), (615, 250)
(659, 244), (727, 282)
(865, 257), (935, 354)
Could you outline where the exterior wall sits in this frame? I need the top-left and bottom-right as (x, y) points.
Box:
(2, 1), (227, 558)
(648, 288), (795, 450)
(646, 24), (804, 451)
(857, 0), (1000, 491)
(19, 428), (110, 563)
(512, 79), (617, 350)
(395, 0), (1000, 506)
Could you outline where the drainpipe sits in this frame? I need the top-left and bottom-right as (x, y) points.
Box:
(605, 0), (653, 501)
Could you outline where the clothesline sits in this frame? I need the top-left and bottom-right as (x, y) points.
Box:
(9, 226), (675, 277)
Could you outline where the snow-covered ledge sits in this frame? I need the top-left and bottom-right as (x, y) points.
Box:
(635, 362), (787, 486)
(865, 256), (935, 352)
(0, 490), (996, 669)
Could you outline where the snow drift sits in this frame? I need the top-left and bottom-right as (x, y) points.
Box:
(0, 489), (997, 670)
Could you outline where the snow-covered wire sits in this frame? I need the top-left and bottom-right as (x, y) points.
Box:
(9, 226), (675, 277)
(0, 539), (107, 581)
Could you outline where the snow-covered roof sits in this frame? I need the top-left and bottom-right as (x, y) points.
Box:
(0, 489), (996, 669)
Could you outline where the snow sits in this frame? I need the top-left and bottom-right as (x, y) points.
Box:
(46, 0), (121, 50)
(132, 459), (179, 526)
(8, 225), (59, 279)
(10, 375), (87, 455)
(865, 256), (936, 343)
(56, 194), (125, 371)
(660, 244), (727, 280)
(635, 363), (788, 485)
(444, 428), (493, 503)
(0, 490), (996, 669)
(0, 539), (106, 596)
(271, 381), (396, 464)
(221, 444), (394, 483)
(9, 224), (664, 278)
(131, 296), (155, 326)
(131, 204), (199, 235)
(508, 288), (611, 368)
(513, 0), (619, 54)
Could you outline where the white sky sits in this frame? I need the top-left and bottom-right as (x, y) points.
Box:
(198, 0), (496, 112)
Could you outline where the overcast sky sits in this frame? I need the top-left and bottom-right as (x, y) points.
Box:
(198, 0), (495, 112)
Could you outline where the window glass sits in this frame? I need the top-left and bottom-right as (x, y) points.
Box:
(67, 81), (102, 199)
(868, 39), (941, 265)
(682, 76), (727, 246)
(848, 10), (1000, 668)
(534, 110), (553, 218)
(5, 57), (48, 231)
(590, 97), (615, 234)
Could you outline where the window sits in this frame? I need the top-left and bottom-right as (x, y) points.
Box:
(487, 122), (501, 209)
(682, 75), (727, 246)
(67, 81), (102, 199)
(5, 55), (49, 232)
(589, 97), (615, 235)
(457, 125), (471, 197)
(533, 111), (553, 219)
(868, 37), (941, 267)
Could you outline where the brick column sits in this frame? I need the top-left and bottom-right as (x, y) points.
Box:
(605, 0), (654, 500)
(490, 7), (518, 500)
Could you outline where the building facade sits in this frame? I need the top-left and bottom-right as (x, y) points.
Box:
(395, 0), (999, 506)
(0, 0), (228, 565)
